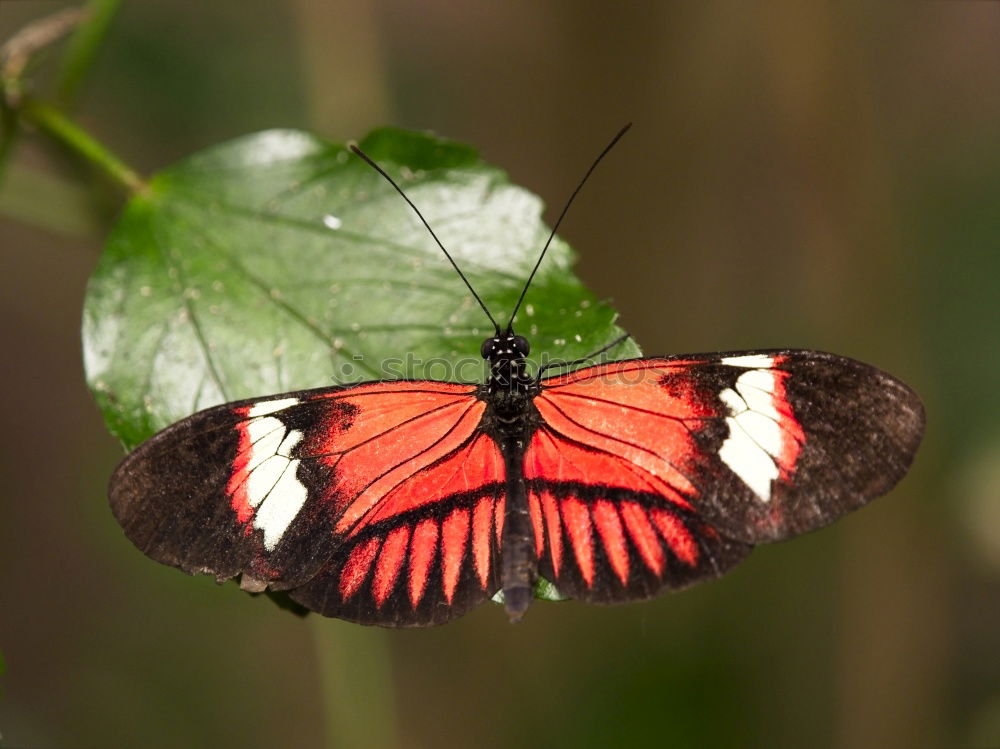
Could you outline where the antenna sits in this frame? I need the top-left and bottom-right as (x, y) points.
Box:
(506, 123), (632, 332)
(349, 144), (501, 335)
(537, 332), (632, 379)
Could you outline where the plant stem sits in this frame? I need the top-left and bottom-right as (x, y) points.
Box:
(310, 618), (398, 749)
(20, 98), (145, 194)
(0, 104), (19, 185)
(54, 0), (123, 108)
(0, 5), (86, 183)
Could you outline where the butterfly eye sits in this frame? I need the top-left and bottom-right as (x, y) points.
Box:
(480, 338), (495, 359)
(513, 336), (530, 356)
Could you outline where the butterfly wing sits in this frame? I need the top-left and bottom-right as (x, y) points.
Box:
(110, 381), (505, 626)
(525, 350), (924, 603)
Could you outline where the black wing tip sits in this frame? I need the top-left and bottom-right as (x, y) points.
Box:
(764, 353), (926, 541)
(677, 349), (927, 545)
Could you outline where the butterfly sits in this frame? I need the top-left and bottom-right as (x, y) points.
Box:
(108, 126), (925, 627)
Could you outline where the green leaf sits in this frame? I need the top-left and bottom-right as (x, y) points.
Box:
(84, 126), (639, 451)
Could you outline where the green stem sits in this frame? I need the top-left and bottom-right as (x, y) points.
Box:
(310, 618), (398, 749)
(54, 0), (123, 107)
(20, 98), (145, 194)
(0, 104), (19, 185)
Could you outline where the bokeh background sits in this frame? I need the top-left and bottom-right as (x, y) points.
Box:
(2, 1), (999, 747)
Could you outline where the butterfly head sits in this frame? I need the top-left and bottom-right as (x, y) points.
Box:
(480, 332), (530, 362)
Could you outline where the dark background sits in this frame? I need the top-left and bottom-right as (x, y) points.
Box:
(2, 1), (999, 747)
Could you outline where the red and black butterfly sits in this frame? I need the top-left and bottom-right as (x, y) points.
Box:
(109, 127), (925, 627)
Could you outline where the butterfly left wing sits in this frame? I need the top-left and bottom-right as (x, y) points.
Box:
(110, 381), (506, 626)
(524, 350), (924, 604)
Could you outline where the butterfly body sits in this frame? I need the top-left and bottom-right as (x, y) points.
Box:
(477, 331), (544, 619)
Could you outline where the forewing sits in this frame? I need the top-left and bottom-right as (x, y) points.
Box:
(535, 351), (924, 549)
(110, 380), (505, 626)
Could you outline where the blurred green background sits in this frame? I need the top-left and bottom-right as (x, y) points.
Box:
(1, 1), (999, 747)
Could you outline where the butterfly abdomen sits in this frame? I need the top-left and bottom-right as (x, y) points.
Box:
(479, 394), (541, 621)
(499, 443), (537, 621)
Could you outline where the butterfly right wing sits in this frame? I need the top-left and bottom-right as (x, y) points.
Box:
(110, 381), (506, 626)
(521, 350), (923, 605)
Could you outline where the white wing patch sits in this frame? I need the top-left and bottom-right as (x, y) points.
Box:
(249, 397), (300, 417)
(718, 357), (784, 501)
(242, 400), (308, 550)
(721, 354), (774, 369)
